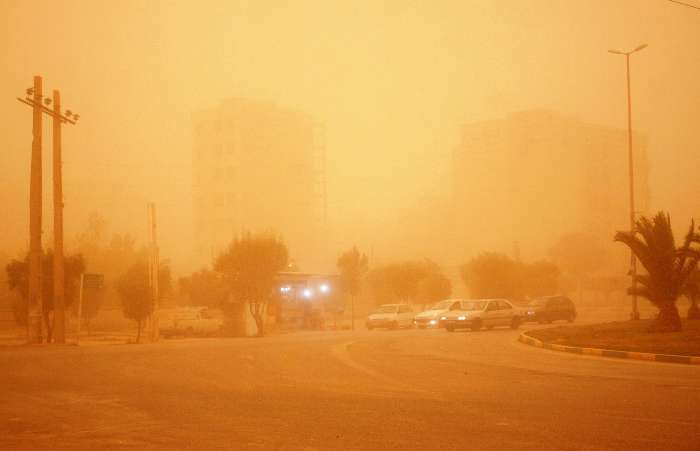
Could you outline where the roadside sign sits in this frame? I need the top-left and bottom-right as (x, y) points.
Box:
(83, 273), (104, 289)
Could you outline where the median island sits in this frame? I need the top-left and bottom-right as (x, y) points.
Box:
(525, 211), (699, 360)
(526, 320), (700, 357)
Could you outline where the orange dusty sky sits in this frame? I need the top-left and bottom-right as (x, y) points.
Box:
(1, 0), (699, 273)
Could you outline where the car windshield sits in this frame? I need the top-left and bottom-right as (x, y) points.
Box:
(528, 299), (547, 306)
(429, 300), (453, 310)
(461, 301), (487, 311)
(375, 305), (397, 313)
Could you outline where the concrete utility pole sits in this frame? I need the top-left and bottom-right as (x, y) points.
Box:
(17, 77), (79, 343)
(26, 76), (43, 343)
(608, 43), (648, 321)
(52, 89), (66, 343)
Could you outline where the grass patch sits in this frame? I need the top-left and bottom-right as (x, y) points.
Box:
(527, 319), (700, 356)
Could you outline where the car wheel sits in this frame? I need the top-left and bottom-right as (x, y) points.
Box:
(510, 316), (521, 329)
(446, 324), (455, 332)
(471, 319), (482, 332)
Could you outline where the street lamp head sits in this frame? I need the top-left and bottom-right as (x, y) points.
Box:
(65, 110), (72, 117)
(26, 87), (34, 96)
(73, 114), (80, 121)
(633, 43), (648, 53)
(44, 98), (52, 106)
(608, 49), (624, 55)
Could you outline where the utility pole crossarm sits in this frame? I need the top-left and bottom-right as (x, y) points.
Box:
(16, 97), (78, 124)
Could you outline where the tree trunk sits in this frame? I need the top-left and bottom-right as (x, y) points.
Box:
(250, 302), (265, 337)
(43, 310), (53, 343)
(650, 303), (682, 332)
(254, 315), (264, 337)
(688, 296), (700, 320)
(351, 295), (355, 331)
(136, 319), (142, 343)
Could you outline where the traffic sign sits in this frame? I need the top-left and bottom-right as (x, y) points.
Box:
(83, 273), (104, 289)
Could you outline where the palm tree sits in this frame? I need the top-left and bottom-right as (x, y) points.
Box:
(614, 212), (700, 332)
(684, 270), (700, 320)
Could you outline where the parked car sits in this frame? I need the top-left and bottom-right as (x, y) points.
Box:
(524, 296), (576, 324)
(366, 304), (414, 330)
(414, 299), (464, 328)
(160, 307), (224, 337)
(440, 299), (522, 332)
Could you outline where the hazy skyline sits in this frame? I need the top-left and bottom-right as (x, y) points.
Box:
(1, 0), (699, 274)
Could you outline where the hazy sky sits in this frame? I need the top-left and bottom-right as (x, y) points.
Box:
(1, 0), (699, 273)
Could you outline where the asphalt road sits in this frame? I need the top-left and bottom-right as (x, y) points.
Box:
(1, 325), (699, 451)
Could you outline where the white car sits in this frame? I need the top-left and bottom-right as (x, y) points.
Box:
(160, 307), (224, 337)
(414, 299), (464, 328)
(366, 304), (414, 330)
(440, 299), (522, 332)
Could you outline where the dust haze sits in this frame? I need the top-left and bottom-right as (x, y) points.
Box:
(1, 0), (699, 278)
(3, 2), (700, 451)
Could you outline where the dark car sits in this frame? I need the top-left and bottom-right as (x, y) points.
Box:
(524, 296), (576, 324)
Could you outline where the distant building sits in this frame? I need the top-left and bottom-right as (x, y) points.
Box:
(192, 98), (326, 269)
(452, 109), (650, 259)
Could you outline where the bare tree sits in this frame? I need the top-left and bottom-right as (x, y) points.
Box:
(337, 246), (368, 329)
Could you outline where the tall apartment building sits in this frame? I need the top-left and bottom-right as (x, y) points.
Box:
(192, 98), (326, 270)
(452, 109), (650, 260)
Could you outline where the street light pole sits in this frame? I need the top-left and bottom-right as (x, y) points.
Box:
(608, 43), (648, 321)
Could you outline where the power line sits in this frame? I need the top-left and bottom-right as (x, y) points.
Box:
(668, 0), (700, 11)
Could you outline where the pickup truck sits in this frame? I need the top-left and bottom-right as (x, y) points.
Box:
(160, 307), (224, 337)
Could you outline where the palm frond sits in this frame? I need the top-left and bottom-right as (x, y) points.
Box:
(675, 219), (696, 274)
(632, 273), (651, 288)
(614, 230), (656, 274)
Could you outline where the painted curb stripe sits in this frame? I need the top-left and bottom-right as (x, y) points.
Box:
(626, 352), (655, 361)
(655, 354), (692, 364)
(519, 332), (700, 365)
(601, 349), (628, 359)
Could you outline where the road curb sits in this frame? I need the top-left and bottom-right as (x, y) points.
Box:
(518, 331), (700, 365)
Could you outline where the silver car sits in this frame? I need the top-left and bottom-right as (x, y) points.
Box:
(440, 299), (522, 332)
(366, 304), (414, 330)
(414, 299), (464, 328)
